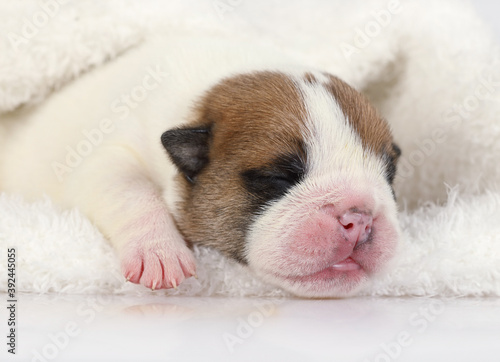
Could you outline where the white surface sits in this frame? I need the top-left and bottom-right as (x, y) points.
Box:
(2, 293), (500, 362)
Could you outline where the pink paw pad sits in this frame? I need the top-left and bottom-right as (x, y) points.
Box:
(121, 241), (196, 290)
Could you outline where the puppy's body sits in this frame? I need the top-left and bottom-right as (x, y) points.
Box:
(0, 37), (400, 297)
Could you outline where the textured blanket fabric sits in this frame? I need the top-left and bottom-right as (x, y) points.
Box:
(1, 0), (499, 297)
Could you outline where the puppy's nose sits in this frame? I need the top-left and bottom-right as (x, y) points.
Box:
(338, 210), (373, 247)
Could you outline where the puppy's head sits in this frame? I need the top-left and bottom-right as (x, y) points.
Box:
(161, 71), (401, 298)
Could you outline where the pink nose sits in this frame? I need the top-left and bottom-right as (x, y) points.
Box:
(338, 210), (373, 247)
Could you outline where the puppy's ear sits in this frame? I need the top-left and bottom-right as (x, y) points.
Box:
(161, 126), (211, 183)
(385, 142), (401, 186)
(391, 143), (401, 160)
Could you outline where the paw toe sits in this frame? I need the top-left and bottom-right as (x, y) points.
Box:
(122, 256), (143, 284)
(141, 254), (164, 290)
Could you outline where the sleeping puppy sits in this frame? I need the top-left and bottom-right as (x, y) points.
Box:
(0, 37), (401, 298)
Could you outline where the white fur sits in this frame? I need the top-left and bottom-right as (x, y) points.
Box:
(298, 77), (387, 183)
(1, 0), (500, 297)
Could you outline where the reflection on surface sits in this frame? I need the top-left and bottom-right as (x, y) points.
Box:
(3, 293), (500, 362)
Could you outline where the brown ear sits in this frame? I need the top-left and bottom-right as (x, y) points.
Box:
(392, 143), (401, 159)
(161, 126), (211, 183)
(385, 142), (401, 186)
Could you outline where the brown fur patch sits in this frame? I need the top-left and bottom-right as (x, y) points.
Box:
(201, 71), (307, 169)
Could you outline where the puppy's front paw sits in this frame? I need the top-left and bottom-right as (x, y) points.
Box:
(121, 235), (196, 290)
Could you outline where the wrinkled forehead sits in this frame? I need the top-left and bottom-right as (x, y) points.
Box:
(195, 70), (392, 169)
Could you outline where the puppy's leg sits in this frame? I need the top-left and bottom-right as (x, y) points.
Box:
(66, 146), (196, 290)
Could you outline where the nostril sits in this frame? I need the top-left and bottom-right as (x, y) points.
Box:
(344, 223), (354, 230)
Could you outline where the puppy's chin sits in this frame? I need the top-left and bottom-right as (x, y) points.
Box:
(247, 227), (399, 298)
(254, 266), (368, 299)
(248, 225), (398, 299)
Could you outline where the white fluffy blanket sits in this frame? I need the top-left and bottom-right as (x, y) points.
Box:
(1, 0), (500, 298)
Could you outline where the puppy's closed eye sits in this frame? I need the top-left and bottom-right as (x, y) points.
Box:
(241, 152), (306, 211)
(242, 168), (298, 199)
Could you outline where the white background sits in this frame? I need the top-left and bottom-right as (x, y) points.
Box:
(472, 0), (500, 41)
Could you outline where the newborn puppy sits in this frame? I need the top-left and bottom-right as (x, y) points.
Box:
(0, 38), (401, 297)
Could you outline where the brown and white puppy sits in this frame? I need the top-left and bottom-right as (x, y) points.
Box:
(0, 37), (401, 298)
